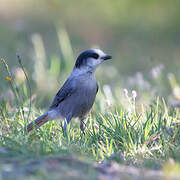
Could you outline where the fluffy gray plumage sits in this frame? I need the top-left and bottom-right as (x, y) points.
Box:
(26, 49), (112, 133)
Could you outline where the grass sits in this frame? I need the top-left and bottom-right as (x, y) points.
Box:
(0, 29), (180, 179)
(0, 69), (180, 179)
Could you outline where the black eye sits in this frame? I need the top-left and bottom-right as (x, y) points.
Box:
(91, 53), (99, 59)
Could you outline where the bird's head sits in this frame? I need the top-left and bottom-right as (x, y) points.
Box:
(74, 49), (112, 71)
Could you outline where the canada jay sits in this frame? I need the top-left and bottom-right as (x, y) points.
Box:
(26, 49), (112, 133)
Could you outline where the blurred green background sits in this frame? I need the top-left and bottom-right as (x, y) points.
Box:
(0, 0), (180, 108)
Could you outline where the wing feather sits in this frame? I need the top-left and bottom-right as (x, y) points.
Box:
(49, 78), (75, 109)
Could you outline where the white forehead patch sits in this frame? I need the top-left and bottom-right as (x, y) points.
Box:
(92, 49), (106, 58)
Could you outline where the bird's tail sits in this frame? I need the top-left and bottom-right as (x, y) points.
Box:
(25, 112), (49, 133)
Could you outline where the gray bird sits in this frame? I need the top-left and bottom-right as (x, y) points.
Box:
(26, 49), (112, 133)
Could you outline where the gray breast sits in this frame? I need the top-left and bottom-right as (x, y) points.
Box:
(58, 74), (98, 118)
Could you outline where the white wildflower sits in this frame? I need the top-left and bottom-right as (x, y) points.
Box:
(132, 90), (137, 100)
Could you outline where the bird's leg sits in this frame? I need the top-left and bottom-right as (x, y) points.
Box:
(80, 117), (87, 135)
(62, 114), (72, 136)
(63, 119), (68, 136)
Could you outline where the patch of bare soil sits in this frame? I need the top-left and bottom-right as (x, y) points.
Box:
(97, 162), (164, 180)
(1, 155), (180, 180)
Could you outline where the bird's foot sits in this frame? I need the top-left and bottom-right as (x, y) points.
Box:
(61, 122), (67, 137)
(80, 122), (86, 135)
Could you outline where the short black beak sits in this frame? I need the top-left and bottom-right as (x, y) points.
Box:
(102, 55), (112, 60)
